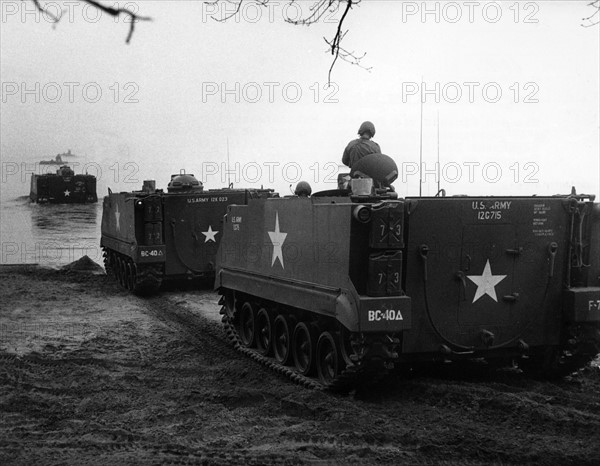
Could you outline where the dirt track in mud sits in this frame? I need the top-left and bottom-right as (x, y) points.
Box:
(1, 265), (599, 465)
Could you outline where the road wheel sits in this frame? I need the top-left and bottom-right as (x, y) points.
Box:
(255, 308), (272, 355)
(273, 314), (291, 365)
(317, 331), (342, 385)
(293, 322), (316, 375)
(238, 302), (256, 347)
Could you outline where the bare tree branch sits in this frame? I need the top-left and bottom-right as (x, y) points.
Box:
(28, 0), (152, 43)
(285, 1), (366, 85)
(324, 39), (371, 86)
(322, 0), (366, 86)
(27, 0), (599, 79)
(582, 0), (600, 27)
(285, 0), (339, 25)
(204, 0), (271, 23)
(204, 0), (244, 22)
(83, 0), (152, 43)
(203, 0), (367, 85)
(30, 0), (59, 21)
(31, 0), (364, 81)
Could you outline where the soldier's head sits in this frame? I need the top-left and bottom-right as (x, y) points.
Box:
(294, 181), (312, 197)
(358, 121), (376, 139)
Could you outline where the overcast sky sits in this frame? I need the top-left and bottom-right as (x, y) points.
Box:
(1, 0), (599, 197)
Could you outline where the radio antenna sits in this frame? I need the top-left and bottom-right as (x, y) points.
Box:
(227, 138), (231, 188)
(437, 110), (440, 194)
(419, 78), (423, 197)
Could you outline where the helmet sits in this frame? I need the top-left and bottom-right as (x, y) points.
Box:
(294, 181), (312, 197)
(357, 121), (376, 137)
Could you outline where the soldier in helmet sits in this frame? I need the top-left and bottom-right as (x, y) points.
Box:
(294, 181), (312, 197)
(342, 121), (381, 169)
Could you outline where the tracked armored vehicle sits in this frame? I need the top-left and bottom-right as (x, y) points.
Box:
(30, 165), (97, 204)
(215, 156), (600, 390)
(101, 170), (276, 293)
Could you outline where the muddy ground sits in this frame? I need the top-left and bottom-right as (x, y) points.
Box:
(1, 264), (599, 465)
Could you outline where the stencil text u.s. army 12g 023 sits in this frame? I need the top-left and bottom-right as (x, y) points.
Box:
(100, 170), (276, 293)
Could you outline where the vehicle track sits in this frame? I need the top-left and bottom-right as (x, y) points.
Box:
(138, 294), (299, 390)
(139, 294), (348, 392)
(149, 293), (373, 392)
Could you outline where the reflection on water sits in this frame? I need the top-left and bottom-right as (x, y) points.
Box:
(31, 204), (99, 233)
(0, 196), (103, 266)
(28, 203), (102, 266)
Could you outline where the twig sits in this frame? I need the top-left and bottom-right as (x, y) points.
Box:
(29, 0), (152, 43)
(204, 0), (368, 85)
(324, 0), (358, 85)
(582, 0), (600, 27)
(30, 0), (59, 21)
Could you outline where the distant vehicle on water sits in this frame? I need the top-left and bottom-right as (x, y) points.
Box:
(38, 149), (75, 165)
(30, 150), (97, 204)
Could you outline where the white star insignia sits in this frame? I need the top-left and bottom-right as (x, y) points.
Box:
(115, 204), (121, 231)
(202, 225), (219, 242)
(467, 259), (507, 303)
(64, 189), (70, 197)
(268, 211), (287, 268)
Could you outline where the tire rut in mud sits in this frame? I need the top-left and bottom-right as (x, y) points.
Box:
(141, 295), (231, 358)
(138, 295), (293, 391)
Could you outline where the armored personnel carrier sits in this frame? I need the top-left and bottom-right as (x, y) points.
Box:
(30, 165), (98, 204)
(101, 170), (276, 293)
(215, 155), (600, 389)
